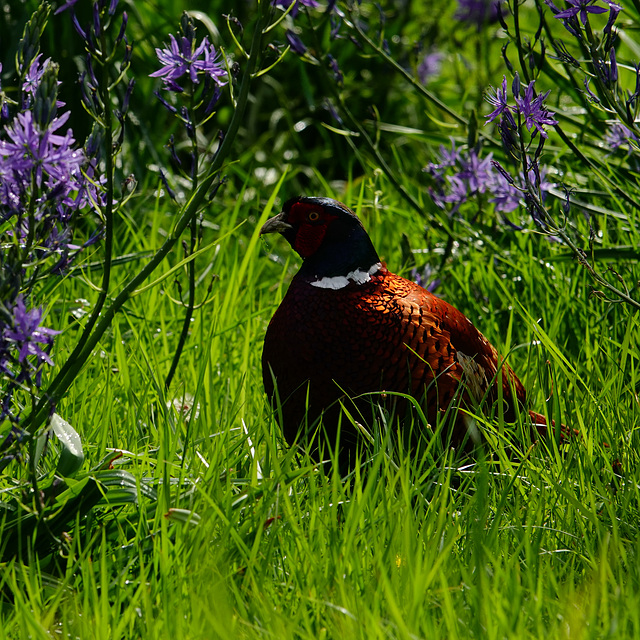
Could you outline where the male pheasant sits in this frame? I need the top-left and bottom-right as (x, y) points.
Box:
(261, 196), (562, 463)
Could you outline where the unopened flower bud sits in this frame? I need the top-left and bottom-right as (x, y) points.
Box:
(33, 63), (60, 128)
(512, 72), (521, 99)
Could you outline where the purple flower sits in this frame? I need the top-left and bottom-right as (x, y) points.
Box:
(554, 0), (609, 26)
(425, 141), (554, 218)
(485, 76), (509, 123)
(604, 3), (622, 33)
(0, 102), (104, 264)
(22, 55), (47, 98)
(327, 54), (343, 85)
(455, 0), (503, 25)
(272, 0), (319, 18)
(150, 33), (227, 91)
(605, 123), (639, 153)
(488, 174), (521, 212)
(544, 0), (581, 36)
(425, 139), (462, 181)
(457, 149), (495, 194)
(544, 0), (564, 12)
(485, 75), (557, 141)
(4, 297), (60, 370)
(411, 265), (440, 293)
(418, 52), (443, 84)
(0, 110), (84, 193)
(426, 145), (493, 210)
(21, 55), (66, 117)
(443, 174), (469, 207)
(286, 30), (307, 55)
(438, 141), (462, 167)
(54, 0), (80, 15)
(514, 81), (558, 138)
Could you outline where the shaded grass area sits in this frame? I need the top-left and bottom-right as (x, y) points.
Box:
(1, 174), (638, 638)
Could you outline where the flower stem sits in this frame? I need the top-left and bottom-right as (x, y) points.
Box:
(24, 0), (272, 434)
(165, 97), (200, 391)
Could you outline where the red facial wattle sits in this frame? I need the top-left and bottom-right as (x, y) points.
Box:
(286, 201), (337, 258)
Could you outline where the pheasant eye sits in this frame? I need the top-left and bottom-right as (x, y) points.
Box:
(308, 211), (320, 222)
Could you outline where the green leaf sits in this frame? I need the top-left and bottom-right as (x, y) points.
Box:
(94, 469), (158, 505)
(550, 245), (640, 262)
(467, 109), (478, 148)
(33, 428), (49, 468)
(51, 413), (84, 478)
(1, 476), (103, 561)
(165, 508), (201, 526)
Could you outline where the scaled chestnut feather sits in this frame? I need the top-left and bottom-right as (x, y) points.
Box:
(261, 196), (569, 464)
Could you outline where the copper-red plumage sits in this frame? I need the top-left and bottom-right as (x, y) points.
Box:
(261, 196), (568, 462)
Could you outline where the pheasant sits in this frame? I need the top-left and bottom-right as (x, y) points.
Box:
(261, 196), (565, 463)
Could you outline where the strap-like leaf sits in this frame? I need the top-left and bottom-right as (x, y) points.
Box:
(51, 413), (85, 478)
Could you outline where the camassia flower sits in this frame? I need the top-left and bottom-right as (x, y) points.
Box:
(485, 75), (558, 139)
(418, 52), (444, 85)
(455, 0), (504, 25)
(22, 55), (64, 110)
(0, 70), (105, 270)
(425, 141), (554, 215)
(605, 123), (639, 154)
(515, 82), (557, 138)
(485, 76), (509, 123)
(0, 296), (61, 403)
(425, 144), (493, 212)
(545, 0), (622, 38)
(3, 297), (60, 370)
(553, 0), (611, 26)
(150, 33), (227, 92)
(0, 110), (83, 191)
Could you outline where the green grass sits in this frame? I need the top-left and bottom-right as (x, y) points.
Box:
(2, 0), (640, 637)
(1, 177), (638, 638)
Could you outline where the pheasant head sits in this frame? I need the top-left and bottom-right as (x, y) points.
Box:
(260, 196), (382, 289)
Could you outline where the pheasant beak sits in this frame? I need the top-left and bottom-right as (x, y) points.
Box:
(260, 211), (292, 236)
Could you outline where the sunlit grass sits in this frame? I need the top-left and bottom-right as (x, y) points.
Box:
(1, 0), (640, 637)
(1, 169), (638, 638)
